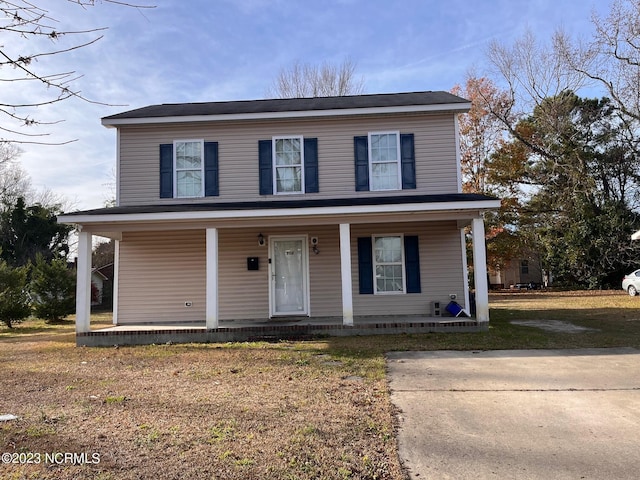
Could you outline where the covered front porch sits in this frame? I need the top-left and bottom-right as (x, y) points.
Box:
(60, 194), (500, 345)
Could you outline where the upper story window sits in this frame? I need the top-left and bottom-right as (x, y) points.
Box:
(159, 141), (218, 199)
(259, 137), (318, 195)
(175, 140), (204, 198)
(354, 133), (415, 192)
(369, 132), (401, 191)
(273, 136), (304, 194)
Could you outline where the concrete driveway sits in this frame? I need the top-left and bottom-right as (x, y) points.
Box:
(387, 348), (640, 479)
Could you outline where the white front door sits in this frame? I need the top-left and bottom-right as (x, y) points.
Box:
(270, 236), (309, 316)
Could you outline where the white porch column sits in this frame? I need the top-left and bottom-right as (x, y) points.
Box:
(339, 223), (354, 326)
(471, 217), (490, 322)
(340, 223), (353, 326)
(205, 228), (219, 329)
(75, 230), (92, 333)
(460, 229), (470, 315)
(112, 240), (120, 325)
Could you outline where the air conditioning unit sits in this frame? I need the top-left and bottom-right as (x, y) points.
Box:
(431, 301), (442, 317)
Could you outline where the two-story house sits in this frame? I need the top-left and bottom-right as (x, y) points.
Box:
(60, 91), (500, 345)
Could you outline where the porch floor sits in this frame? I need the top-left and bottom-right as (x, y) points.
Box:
(78, 315), (487, 346)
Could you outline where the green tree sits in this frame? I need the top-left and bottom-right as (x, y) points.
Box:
(30, 255), (75, 322)
(0, 197), (72, 267)
(0, 260), (30, 327)
(92, 239), (115, 268)
(489, 92), (640, 287)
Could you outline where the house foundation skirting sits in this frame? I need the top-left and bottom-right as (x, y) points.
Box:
(76, 319), (488, 347)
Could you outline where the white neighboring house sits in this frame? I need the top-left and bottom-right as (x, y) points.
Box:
(91, 269), (107, 305)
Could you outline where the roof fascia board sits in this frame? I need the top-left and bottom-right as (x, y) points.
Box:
(83, 211), (484, 233)
(59, 199), (500, 226)
(101, 102), (471, 127)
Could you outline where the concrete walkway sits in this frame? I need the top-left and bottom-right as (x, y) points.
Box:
(387, 348), (640, 479)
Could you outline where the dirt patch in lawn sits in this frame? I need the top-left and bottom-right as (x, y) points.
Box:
(0, 338), (403, 480)
(510, 320), (601, 333)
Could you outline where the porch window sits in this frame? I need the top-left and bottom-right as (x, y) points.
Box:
(373, 235), (405, 293)
(520, 260), (529, 275)
(175, 140), (204, 198)
(273, 136), (304, 194)
(358, 235), (420, 295)
(369, 132), (401, 191)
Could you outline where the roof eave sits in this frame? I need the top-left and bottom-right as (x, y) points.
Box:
(101, 102), (471, 128)
(59, 199), (500, 226)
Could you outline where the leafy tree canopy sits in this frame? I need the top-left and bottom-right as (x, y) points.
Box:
(488, 92), (640, 287)
(0, 197), (72, 267)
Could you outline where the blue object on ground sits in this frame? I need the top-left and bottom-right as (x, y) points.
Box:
(445, 301), (466, 317)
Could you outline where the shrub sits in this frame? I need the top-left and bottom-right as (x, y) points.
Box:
(0, 260), (31, 328)
(30, 255), (75, 322)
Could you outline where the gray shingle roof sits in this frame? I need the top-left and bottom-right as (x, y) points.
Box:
(102, 91), (469, 121)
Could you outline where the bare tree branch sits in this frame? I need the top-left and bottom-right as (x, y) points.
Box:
(555, 0), (640, 121)
(266, 58), (365, 99)
(0, 0), (155, 145)
(486, 30), (587, 162)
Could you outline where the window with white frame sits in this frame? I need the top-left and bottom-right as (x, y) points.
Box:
(369, 132), (401, 191)
(174, 140), (204, 198)
(373, 235), (405, 293)
(273, 136), (304, 194)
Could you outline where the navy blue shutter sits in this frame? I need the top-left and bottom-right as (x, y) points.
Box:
(404, 235), (421, 293)
(258, 140), (273, 195)
(159, 144), (173, 198)
(304, 138), (319, 193)
(354, 136), (369, 191)
(400, 133), (416, 190)
(357, 237), (374, 294)
(204, 141), (219, 197)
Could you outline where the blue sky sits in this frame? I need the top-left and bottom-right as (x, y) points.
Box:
(5, 0), (610, 210)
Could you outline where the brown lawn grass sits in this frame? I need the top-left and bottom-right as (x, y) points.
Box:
(1, 291), (639, 479)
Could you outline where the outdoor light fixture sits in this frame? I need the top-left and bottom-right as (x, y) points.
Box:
(258, 233), (265, 247)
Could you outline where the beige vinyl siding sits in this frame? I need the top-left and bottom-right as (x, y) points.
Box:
(115, 221), (464, 324)
(218, 225), (342, 319)
(217, 227), (269, 320)
(117, 226), (342, 323)
(118, 113), (459, 206)
(351, 221), (465, 316)
(305, 225), (342, 317)
(117, 230), (206, 324)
